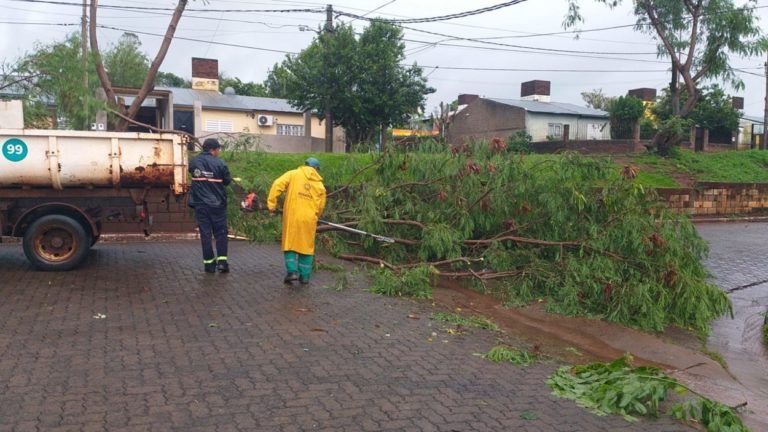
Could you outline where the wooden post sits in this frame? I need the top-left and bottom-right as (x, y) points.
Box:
(323, 4), (334, 153)
(762, 54), (767, 150)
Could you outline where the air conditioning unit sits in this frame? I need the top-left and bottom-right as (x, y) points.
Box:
(257, 115), (273, 127)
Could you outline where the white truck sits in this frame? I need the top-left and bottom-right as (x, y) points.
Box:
(0, 120), (188, 270)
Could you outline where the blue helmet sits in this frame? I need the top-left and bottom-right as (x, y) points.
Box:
(305, 157), (320, 170)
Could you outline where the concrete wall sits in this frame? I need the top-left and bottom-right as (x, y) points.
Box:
(447, 99), (526, 145)
(660, 183), (768, 216)
(532, 139), (642, 154)
(0, 100), (23, 129)
(199, 132), (345, 154)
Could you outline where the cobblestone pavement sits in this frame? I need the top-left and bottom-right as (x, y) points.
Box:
(0, 241), (690, 432)
(696, 223), (768, 428)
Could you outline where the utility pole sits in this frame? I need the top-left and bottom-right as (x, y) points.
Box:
(81, 0), (89, 126)
(323, 4), (334, 153)
(762, 53), (768, 150)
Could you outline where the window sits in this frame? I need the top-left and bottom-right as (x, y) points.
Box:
(204, 119), (234, 133)
(277, 124), (305, 136)
(547, 123), (563, 138)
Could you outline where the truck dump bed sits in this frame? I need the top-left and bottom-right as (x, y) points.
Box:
(0, 130), (187, 194)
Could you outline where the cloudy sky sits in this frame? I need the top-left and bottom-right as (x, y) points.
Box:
(1, 0), (766, 116)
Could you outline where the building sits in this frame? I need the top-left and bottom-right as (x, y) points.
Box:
(448, 80), (610, 145)
(738, 115), (765, 149)
(167, 58), (345, 153)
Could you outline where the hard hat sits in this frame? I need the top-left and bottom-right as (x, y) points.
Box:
(305, 157), (320, 170)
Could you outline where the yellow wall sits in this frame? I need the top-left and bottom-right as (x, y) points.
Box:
(200, 108), (327, 137)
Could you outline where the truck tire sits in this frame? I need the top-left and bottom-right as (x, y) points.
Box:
(23, 215), (91, 271)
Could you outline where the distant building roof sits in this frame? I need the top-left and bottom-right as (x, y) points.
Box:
(486, 98), (609, 118)
(741, 114), (764, 125)
(162, 87), (302, 114)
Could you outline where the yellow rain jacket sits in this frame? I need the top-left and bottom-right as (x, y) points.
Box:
(267, 166), (326, 255)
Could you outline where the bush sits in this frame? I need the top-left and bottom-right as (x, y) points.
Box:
(609, 96), (645, 139)
(507, 130), (533, 153)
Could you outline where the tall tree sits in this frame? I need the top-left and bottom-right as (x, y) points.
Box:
(278, 21), (434, 147)
(608, 95), (645, 139)
(580, 88), (613, 110)
(565, 0), (765, 153)
(263, 63), (291, 98)
(89, 0), (193, 131)
(5, 34), (104, 129)
(219, 74), (268, 97)
(103, 33), (150, 88)
(154, 71), (191, 88)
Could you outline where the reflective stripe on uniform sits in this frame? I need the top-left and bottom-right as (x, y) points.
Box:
(203, 258), (216, 264)
(217, 256), (228, 261)
(191, 177), (224, 183)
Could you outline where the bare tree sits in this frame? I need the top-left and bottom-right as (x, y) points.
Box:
(89, 0), (189, 131)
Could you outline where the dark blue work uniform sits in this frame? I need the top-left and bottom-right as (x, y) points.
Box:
(188, 151), (232, 268)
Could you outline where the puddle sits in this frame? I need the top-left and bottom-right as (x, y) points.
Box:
(696, 223), (768, 430)
(432, 277), (765, 429)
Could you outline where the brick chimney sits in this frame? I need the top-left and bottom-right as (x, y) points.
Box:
(191, 58), (219, 91)
(457, 94), (479, 105)
(627, 88), (657, 102)
(520, 80), (550, 102)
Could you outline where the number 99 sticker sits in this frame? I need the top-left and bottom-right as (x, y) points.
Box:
(2, 138), (28, 162)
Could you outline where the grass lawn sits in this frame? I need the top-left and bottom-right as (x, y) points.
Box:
(221, 149), (768, 191)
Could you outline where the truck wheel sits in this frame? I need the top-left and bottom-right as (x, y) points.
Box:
(23, 215), (91, 271)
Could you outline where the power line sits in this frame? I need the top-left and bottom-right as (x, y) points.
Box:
(417, 66), (670, 73)
(336, 0), (529, 24)
(399, 25), (658, 56)
(6, 0), (325, 13)
(399, 36), (669, 63)
(95, 24), (299, 54)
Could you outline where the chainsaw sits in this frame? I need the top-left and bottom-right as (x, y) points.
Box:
(240, 192), (395, 244)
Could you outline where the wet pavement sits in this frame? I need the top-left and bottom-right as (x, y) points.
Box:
(0, 241), (690, 431)
(696, 223), (768, 429)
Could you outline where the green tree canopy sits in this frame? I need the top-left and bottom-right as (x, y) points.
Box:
(155, 71), (190, 88)
(263, 63), (291, 99)
(103, 33), (150, 88)
(608, 95), (645, 139)
(7, 33), (104, 129)
(581, 88), (614, 111)
(566, 0), (765, 117)
(565, 0), (765, 153)
(219, 74), (268, 97)
(653, 85), (740, 131)
(278, 20), (435, 145)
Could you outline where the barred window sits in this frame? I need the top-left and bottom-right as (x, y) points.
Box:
(277, 124), (304, 136)
(547, 123), (563, 138)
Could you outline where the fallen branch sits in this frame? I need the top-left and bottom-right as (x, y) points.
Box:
(327, 157), (383, 198)
(338, 254), (397, 271)
(465, 236), (582, 248)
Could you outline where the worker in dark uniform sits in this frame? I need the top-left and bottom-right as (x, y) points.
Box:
(188, 138), (233, 273)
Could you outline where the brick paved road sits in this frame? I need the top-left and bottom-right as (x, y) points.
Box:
(0, 241), (689, 431)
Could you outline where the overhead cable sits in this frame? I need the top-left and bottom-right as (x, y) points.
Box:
(335, 0), (529, 24)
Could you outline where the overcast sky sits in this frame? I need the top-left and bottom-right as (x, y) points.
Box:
(1, 0), (766, 116)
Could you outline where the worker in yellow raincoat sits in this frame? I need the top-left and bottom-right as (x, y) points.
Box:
(267, 157), (326, 285)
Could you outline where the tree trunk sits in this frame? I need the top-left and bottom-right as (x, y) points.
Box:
(90, 0), (188, 131)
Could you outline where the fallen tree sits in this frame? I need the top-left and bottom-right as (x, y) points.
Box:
(230, 142), (731, 334)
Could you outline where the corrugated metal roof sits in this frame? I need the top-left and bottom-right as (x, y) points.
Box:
(161, 87), (302, 113)
(486, 98), (609, 118)
(741, 114), (764, 125)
